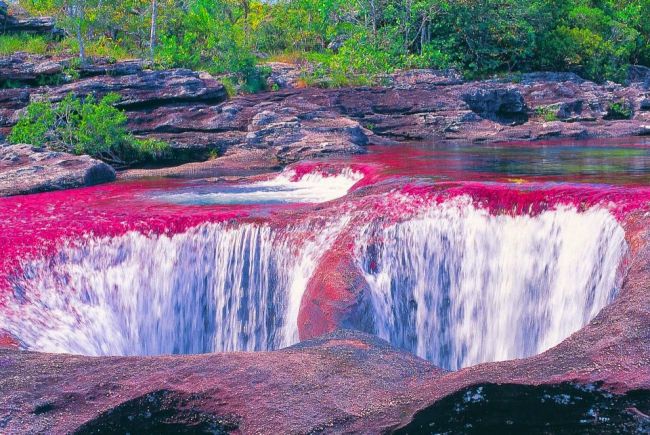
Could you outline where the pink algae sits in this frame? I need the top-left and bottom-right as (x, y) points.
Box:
(3, 140), (650, 295)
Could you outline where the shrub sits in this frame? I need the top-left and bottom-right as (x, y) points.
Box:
(604, 100), (634, 120)
(535, 106), (559, 122)
(8, 93), (169, 166)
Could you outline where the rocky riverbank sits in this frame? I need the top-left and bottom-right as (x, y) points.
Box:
(2, 53), (650, 194)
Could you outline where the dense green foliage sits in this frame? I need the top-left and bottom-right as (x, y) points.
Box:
(9, 93), (169, 165)
(14, 0), (650, 85)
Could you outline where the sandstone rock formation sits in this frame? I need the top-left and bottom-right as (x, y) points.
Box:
(0, 144), (115, 196)
(3, 53), (650, 179)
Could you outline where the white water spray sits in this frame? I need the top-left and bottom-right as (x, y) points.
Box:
(357, 199), (627, 370)
(1, 220), (346, 356)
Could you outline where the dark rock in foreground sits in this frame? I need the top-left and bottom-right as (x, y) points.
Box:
(0, 144), (115, 196)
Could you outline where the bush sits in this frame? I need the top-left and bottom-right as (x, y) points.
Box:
(535, 106), (559, 122)
(604, 100), (634, 120)
(8, 93), (169, 166)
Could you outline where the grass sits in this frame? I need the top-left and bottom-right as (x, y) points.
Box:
(51, 36), (135, 61)
(0, 33), (49, 55)
(267, 51), (307, 64)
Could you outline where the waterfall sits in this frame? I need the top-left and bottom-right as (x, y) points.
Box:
(357, 199), (627, 370)
(1, 220), (346, 356)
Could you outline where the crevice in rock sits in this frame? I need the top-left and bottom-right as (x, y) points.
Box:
(74, 390), (239, 435)
(395, 383), (650, 434)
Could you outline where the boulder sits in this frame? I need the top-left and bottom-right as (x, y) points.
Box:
(0, 88), (30, 128)
(265, 62), (306, 89)
(77, 59), (147, 78)
(0, 15), (61, 36)
(0, 144), (115, 196)
(389, 68), (464, 88)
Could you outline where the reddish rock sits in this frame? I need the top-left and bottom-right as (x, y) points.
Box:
(0, 330), (19, 349)
(264, 61), (308, 89)
(299, 233), (373, 340)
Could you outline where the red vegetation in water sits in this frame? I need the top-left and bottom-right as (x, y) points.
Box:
(3, 141), (650, 297)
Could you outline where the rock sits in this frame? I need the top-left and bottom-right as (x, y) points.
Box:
(0, 15), (62, 37)
(520, 71), (586, 84)
(0, 144), (115, 196)
(245, 105), (369, 163)
(265, 62), (307, 89)
(0, 329), (444, 434)
(556, 100), (584, 119)
(628, 65), (650, 84)
(327, 35), (347, 53)
(0, 330), (19, 349)
(77, 59), (147, 78)
(640, 99), (650, 111)
(0, 88), (30, 128)
(389, 68), (464, 88)
(462, 88), (529, 124)
(0, 53), (64, 84)
(299, 233), (375, 340)
(45, 69), (228, 109)
(2, 62), (650, 173)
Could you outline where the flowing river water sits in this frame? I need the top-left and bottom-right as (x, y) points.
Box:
(2, 139), (650, 370)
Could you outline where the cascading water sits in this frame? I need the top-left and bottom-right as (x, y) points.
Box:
(357, 198), (627, 370)
(1, 220), (347, 356)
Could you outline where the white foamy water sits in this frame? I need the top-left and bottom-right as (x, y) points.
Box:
(1, 220), (347, 356)
(154, 169), (363, 205)
(357, 199), (627, 370)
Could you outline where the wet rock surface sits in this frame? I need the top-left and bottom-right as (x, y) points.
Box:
(0, 144), (115, 196)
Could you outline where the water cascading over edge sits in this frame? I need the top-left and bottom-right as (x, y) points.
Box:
(1, 219), (347, 356)
(357, 199), (627, 370)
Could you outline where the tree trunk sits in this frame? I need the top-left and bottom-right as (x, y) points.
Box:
(73, 0), (86, 64)
(150, 0), (158, 62)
